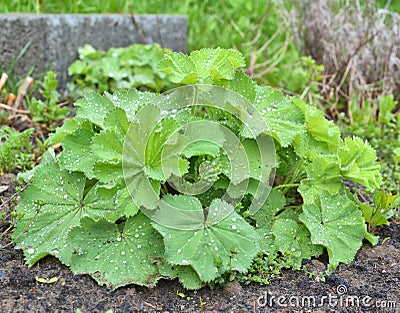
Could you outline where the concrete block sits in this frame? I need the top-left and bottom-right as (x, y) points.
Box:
(0, 14), (188, 91)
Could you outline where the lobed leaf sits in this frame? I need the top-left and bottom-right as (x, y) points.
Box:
(272, 218), (323, 268)
(299, 191), (365, 270)
(158, 261), (203, 290)
(57, 128), (97, 178)
(75, 92), (115, 128)
(293, 98), (340, 159)
(157, 53), (197, 84)
(13, 155), (117, 266)
(68, 213), (164, 289)
(339, 137), (382, 190)
(105, 89), (157, 122)
(254, 86), (305, 147)
(158, 48), (245, 84)
(305, 155), (343, 194)
(152, 198), (260, 282)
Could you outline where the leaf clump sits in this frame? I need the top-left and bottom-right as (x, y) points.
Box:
(13, 48), (382, 289)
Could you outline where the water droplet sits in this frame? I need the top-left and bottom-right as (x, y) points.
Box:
(232, 225), (237, 230)
(26, 247), (35, 254)
(182, 259), (189, 265)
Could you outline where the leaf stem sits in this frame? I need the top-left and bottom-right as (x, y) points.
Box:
(191, 85), (199, 115)
(275, 183), (300, 189)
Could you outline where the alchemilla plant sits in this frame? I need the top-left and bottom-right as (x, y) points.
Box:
(13, 48), (382, 290)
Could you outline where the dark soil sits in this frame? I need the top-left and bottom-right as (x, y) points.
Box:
(1, 174), (399, 313)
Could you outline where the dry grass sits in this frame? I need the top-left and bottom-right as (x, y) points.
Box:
(288, 0), (399, 118)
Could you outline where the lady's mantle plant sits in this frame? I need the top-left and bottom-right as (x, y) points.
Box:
(13, 48), (382, 290)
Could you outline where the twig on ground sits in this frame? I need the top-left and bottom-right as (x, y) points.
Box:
(11, 77), (33, 117)
(0, 73), (8, 91)
(0, 102), (30, 114)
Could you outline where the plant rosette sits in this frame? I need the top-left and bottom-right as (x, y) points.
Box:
(13, 48), (382, 290)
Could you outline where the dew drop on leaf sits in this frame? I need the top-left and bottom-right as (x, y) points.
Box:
(26, 247), (35, 254)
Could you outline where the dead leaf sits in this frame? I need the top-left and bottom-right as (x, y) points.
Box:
(35, 276), (59, 284)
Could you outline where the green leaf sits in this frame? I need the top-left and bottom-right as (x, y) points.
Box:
(152, 200), (260, 282)
(339, 137), (382, 190)
(305, 155), (342, 194)
(68, 213), (164, 289)
(75, 93), (115, 128)
(103, 107), (130, 135)
(359, 202), (388, 228)
(299, 191), (365, 270)
(253, 189), (286, 252)
(77, 44), (98, 59)
(224, 70), (257, 102)
(49, 118), (91, 144)
(145, 117), (188, 180)
(255, 86), (305, 147)
(67, 60), (86, 75)
(242, 138), (275, 180)
(191, 48), (245, 82)
(105, 89), (156, 122)
(364, 230), (379, 246)
(159, 48), (245, 84)
(253, 189), (286, 228)
(123, 107), (188, 209)
(58, 128), (96, 178)
(293, 98), (340, 157)
(115, 186), (139, 217)
(93, 161), (123, 183)
(157, 53), (197, 84)
(152, 195), (205, 229)
(307, 116), (340, 152)
(272, 218), (323, 268)
(159, 264), (203, 290)
(91, 130), (123, 162)
(182, 141), (220, 158)
(13, 156), (117, 266)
